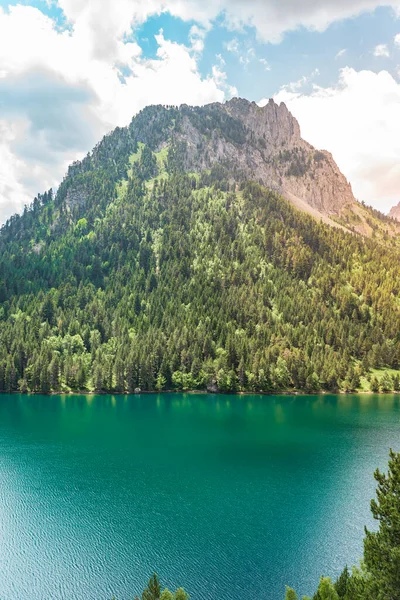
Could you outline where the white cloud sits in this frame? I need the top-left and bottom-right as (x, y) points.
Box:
(373, 43), (390, 57)
(211, 65), (238, 96)
(0, 120), (33, 219)
(189, 25), (208, 53)
(226, 38), (240, 53)
(335, 48), (347, 58)
(259, 57), (271, 70)
(0, 5), (232, 222)
(225, 38), (259, 68)
(394, 32), (400, 45)
(55, 0), (400, 45)
(239, 47), (256, 66)
(273, 68), (400, 212)
(271, 67), (320, 93)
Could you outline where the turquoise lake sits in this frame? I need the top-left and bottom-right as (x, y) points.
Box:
(0, 393), (399, 600)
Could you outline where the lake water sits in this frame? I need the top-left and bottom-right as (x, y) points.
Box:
(0, 393), (399, 600)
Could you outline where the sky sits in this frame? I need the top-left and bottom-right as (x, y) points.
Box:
(1, 1), (400, 221)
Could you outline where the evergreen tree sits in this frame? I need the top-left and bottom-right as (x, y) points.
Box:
(49, 355), (60, 390)
(313, 577), (339, 600)
(380, 372), (393, 392)
(393, 373), (400, 392)
(142, 574), (161, 600)
(364, 449), (400, 600)
(284, 587), (298, 600)
(334, 566), (350, 599)
(370, 376), (380, 393)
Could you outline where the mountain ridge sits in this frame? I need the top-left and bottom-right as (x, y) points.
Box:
(64, 97), (355, 222)
(54, 96), (399, 239)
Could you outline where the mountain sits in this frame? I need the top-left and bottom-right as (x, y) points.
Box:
(60, 97), (400, 239)
(153, 97), (357, 219)
(67, 98), (356, 223)
(1, 98), (400, 395)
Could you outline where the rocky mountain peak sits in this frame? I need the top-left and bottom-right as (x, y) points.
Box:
(64, 97), (358, 225)
(225, 97), (301, 150)
(166, 97), (356, 218)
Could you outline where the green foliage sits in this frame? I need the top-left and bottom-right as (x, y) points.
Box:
(132, 575), (189, 600)
(174, 589), (189, 600)
(142, 574), (161, 600)
(285, 586), (299, 600)
(334, 566), (350, 598)
(279, 147), (311, 177)
(312, 577), (339, 600)
(364, 449), (400, 599)
(380, 372), (393, 392)
(167, 141), (188, 174)
(370, 376), (380, 393)
(180, 103), (247, 145)
(112, 575), (189, 600)
(393, 373), (400, 391)
(132, 145), (158, 181)
(1, 171), (400, 393)
(314, 151), (326, 163)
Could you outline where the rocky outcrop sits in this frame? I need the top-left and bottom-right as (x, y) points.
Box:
(169, 98), (356, 217)
(226, 98), (301, 152)
(65, 187), (88, 211)
(389, 203), (400, 221)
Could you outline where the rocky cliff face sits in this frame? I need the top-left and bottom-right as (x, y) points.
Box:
(63, 97), (357, 221)
(166, 98), (356, 217)
(389, 202), (400, 221)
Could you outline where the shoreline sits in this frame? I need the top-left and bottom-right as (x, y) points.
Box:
(1, 389), (399, 397)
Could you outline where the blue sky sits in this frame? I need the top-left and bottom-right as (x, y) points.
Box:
(0, 0), (400, 220)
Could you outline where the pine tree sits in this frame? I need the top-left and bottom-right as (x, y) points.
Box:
(284, 587), (298, 600)
(312, 577), (339, 600)
(40, 364), (51, 393)
(380, 372), (393, 392)
(334, 566), (350, 598)
(370, 376), (380, 393)
(142, 574), (161, 600)
(174, 589), (189, 600)
(93, 363), (103, 392)
(393, 373), (400, 392)
(49, 355), (60, 390)
(364, 449), (400, 600)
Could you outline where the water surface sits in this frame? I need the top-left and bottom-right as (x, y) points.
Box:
(0, 393), (399, 600)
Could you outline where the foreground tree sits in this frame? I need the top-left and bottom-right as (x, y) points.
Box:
(130, 574), (189, 600)
(284, 586), (298, 600)
(364, 449), (400, 599)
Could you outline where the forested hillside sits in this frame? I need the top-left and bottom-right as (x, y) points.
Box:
(1, 101), (400, 394)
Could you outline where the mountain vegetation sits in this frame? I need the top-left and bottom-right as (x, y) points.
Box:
(1, 100), (400, 394)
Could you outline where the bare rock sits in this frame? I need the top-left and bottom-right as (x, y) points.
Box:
(389, 202), (400, 221)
